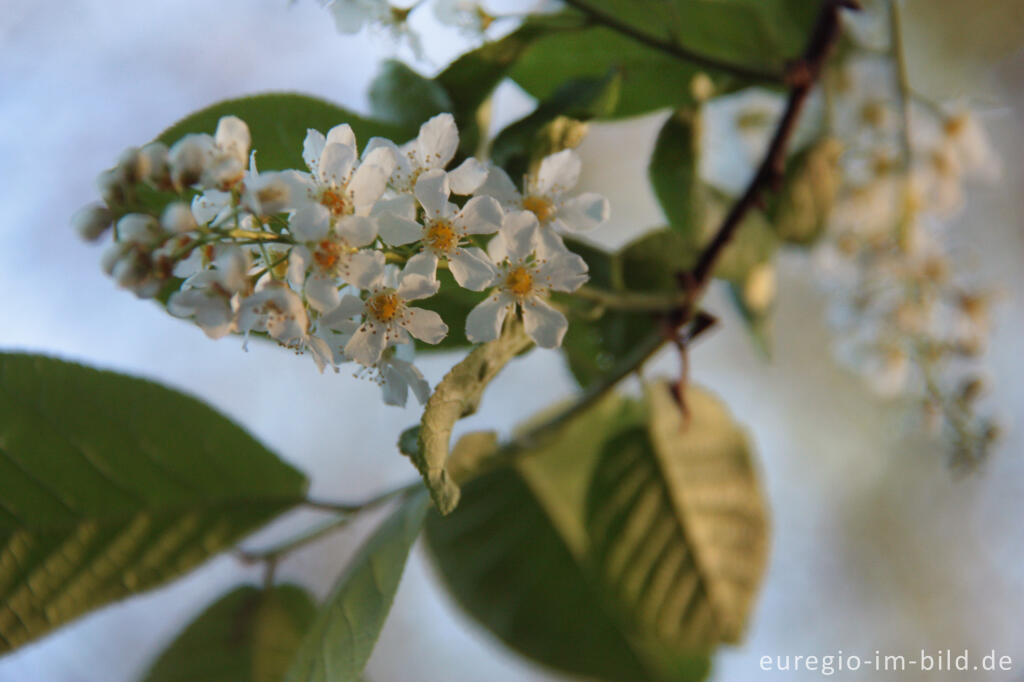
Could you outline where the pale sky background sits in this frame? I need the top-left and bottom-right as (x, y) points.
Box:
(1, 1), (1023, 681)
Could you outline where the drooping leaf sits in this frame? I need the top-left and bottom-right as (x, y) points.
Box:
(143, 584), (316, 682)
(369, 60), (453, 131)
(409, 319), (533, 514)
(156, 93), (411, 171)
(586, 381), (768, 656)
(490, 71), (622, 181)
(424, 395), (679, 682)
(284, 490), (429, 682)
(649, 108), (706, 238)
(0, 353), (308, 653)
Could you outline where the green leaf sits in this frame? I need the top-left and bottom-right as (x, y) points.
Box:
(588, 381), (768, 653)
(649, 109), (706, 237)
(0, 353), (308, 653)
(769, 137), (843, 245)
(490, 71), (622, 181)
(408, 319), (533, 515)
(436, 12), (580, 156)
(558, 238), (658, 389)
(156, 93), (412, 171)
(424, 396), (679, 682)
(369, 60), (452, 131)
(509, 27), (710, 119)
(285, 491), (429, 682)
(143, 584), (316, 682)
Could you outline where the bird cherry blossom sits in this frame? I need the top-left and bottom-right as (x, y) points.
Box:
(475, 149), (609, 256)
(322, 253), (448, 366)
(466, 211), (588, 348)
(378, 168), (502, 289)
(168, 247), (252, 339)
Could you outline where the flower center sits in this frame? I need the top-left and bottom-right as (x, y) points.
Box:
(425, 220), (459, 253)
(314, 240), (343, 271)
(522, 195), (555, 223)
(944, 115), (967, 138)
(320, 188), (349, 217)
(368, 293), (402, 322)
(505, 266), (534, 296)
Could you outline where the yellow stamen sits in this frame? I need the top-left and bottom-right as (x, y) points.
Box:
(505, 266), (533, 296)
(425, 220), (459, 253)
(320, 188), (349, 217)
(368, 293), (401, 322)
(522, 195), (555, 223)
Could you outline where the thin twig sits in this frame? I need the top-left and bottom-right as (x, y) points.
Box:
(561, 0), (785, 84)
(304, 483), (414, 514)
(689, 0), (856, 287)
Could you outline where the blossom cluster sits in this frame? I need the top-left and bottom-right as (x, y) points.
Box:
(809, 46), (1001, 466)
(75, 113), (607, 406)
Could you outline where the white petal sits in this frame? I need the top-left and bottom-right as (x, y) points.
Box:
(378, 213), (423, 246)
(364, 136), (409, 179)
(534, 149), (581, 196)
(416, 113), (459, 170)
(349, 147), (397, 214)
(344, 249), (387, 289)
(322, 294), (366, 328)
(538, 251), (589, 293)
(303, 129), (326, 172)
(318, 142), (357, 187)
(475, 165), (521, 206)
(559, 192), (609, 232)
(287, 246), (310, 287)
(214, 116), (251, 164)
(336, 215), (378, 248)
(448, 157), (488, 195)
(346, 322), (388, 366)
(395, 357), (431, 405)
(414, 168), (452, 219)
(372, 193), (416, 220)
(290, 204), (331, 242)
(457, 195), (503, 236)
(486, 232), (508, 263)
(326, 124), (356, 150)
(191, 190), (231, 226)
(522, 297), (568, 348)
(536, 226), (572, 259)
(401, 307), (448, 344)
(380, 361), (411, 407)
(306, 275), (341, 314)
(403, 251), (439, 281)
(448, 247), (497, 291)
(500, 210), (539, 261)
(278, 169), (317, 209)
(465, 292), (513, 344)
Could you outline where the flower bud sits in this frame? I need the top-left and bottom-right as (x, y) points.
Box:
(117, 213), (161, 244)
(743, 264), (777, 313)
(97, 167), (128, 207)
(690, 73), (714, 102)
(214, 116), (251, 165)
(161, 201), (197, 234)
(140, 142), (170, 187)
(169, 133), (214, 189)
(72, 203), (114, 242)
(100, 243), (127, 275)
(117, 146), (149, 184)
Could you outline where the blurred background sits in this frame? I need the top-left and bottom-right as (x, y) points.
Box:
(0, 1), (1022, 680)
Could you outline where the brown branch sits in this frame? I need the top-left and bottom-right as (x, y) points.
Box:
(689, 0), (857, 287)
(561, 0), (785, 84)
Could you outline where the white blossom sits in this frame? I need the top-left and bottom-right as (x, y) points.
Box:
(466, 211), (588, 348)
(378, 168), (502, 289)
(476, 149), (609, 256)
(367, 113), (487, 195)
(238, 282), (310, 347)
(168, 248), (251, 339)
(322, 253), (447, 366)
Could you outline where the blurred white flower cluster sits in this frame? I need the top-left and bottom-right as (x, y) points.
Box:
(320, 0), (551, 50)
(811, 46), (1001, 466)
(75, 113), (607, 407)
